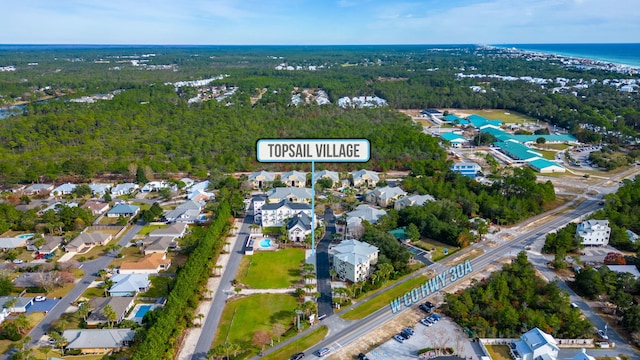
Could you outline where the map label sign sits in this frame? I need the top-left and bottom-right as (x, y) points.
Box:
(257, 139), (370, 163)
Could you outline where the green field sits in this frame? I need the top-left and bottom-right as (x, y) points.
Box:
(214, 294), (298, 356)
(340, 273), (433, 320)
(262, 325), (328, 360)
(237, 248), (305, 288)
(485, 345), (513, 360)
(413, 238), (458, 262)
(470, 109), (538, 124)
(537, 149), (557, 160)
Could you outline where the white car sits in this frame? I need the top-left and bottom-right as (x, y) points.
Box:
(34, 296), (46, 302)
(12, 259), (23, 264)
(597, 329), (608, 340)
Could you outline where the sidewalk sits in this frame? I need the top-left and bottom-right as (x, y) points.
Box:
(176, 219), (242, 360)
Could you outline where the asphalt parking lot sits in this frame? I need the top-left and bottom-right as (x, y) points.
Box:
(363, 315), (481, 360)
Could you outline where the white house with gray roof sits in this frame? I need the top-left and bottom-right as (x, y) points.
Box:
(52, 183), (76, 197)
(365, 186), (407, 207)
(510, 327), (559, 360)
(248, 170), (276, 189)
(280, 171), (307, 188)
(163, 200), (204, 223)
(111, 183), (138, 196)
(344, 204), (387, 239)
(266, 187), (313, 204)
(394, 194), (436, 211)
(62, 329), (135, 354)
(351, 170), (379, 188)
(312, 170), (340, 187)
(576, 219), (611, 246)
(261, 200), (312, 227)
(287, 212), (313, 242)
(88, 183), (112, 197)
(330, 239), (379, 283)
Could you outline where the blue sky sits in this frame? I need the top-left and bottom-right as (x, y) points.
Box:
(3, 0), (638, 45)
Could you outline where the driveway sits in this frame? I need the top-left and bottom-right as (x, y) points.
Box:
(316, 207), (335, 318)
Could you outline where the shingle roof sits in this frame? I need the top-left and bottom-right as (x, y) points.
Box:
(63, 329), (135, 349)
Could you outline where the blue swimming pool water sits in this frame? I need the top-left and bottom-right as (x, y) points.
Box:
(258, 239), (271, 248)
(135, 304), (153, 318)
(18, 233), (34, 239)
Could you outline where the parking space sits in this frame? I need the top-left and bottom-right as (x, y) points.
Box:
(363, 316), (480, 360)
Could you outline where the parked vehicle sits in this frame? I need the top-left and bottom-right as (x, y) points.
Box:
(420, 317), (434, 326)
(34, 296), (46, 302)
(403, 327), (415, 336)
(290, 352), (305, 360)
(393, 334), (405, 343)
(315, 347), (331, 357)
(419, 304), (431, 313)
(357, 353), (369, 360)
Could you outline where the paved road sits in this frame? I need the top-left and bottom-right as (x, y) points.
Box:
(255, 199), (637, 359)
(191, 214), (252, 360)
(316, 207), (335, 318)
(15, 222), (144, 357)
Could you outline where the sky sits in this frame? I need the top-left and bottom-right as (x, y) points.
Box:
(2, 0), (639, 45)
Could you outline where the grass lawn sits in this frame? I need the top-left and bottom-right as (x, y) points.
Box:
(109, 246), (145, 268)
(32, 348), (105, 360)
(81, 286), (106, 299)
(140, 276), (174, 298)
(413, 238), (459, 262)
(138, 224), (165, 236)
(47, 282), (77, 299)
(340, 272), (434, 320)
(236, 248), (305, 289)
(537, 149), (557, 160)
(261, 325), (328, 360)
(213, 294), (298, 356)
(472, 109), (537, 124)
(539, 143), (571, 150)
(485, 345), (513, 360)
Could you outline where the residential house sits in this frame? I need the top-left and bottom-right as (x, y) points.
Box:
(330, 239), (379, 283)
(351, 170), (379, 188)
(189, 180), (210, 193)
(65, 232), (113, 253)
(148, 223), (188, 239)
(576, 220), (611, 246)
(163, 200), (204, 223)
(118, 253), (171, 275)
(286, 213), (312, 242)
(572, 349), (596, 360)
(265, 187), (312, 204)
(365, 186), (407, 207)
(143, 236), (176, 255)
(248, 170), (276, 189)
(51, 183), (76, 197)
(141, 181), (177, 193)
(510, 327), (559, 360)
(88, 183), (112, 197)
(180, 177), (195, 189)
(0, 234), (33, 250)
(108, 274), (150, 296)
(344, 205), (387, 239)
(626, 229), (639, 243)
(86, 297), (135, 327)
(280, 171), (307, 188)
(394, 194), (435, 211)
(106, 203), (140, 218)
(187, 188), (215, 201)
(0, 296), (33, 313)
(312, 170), (340, 187)
(62, 328), (135, 355)
(606, 265), (640, 279)
(82, 200), (110, 216)
(28, 235), (63, 255)
(23, 183), (54, 196)
(111, 183), (139, 196)
(450, 162), (482, 177)
(38, 201), (79, 215)
(261, 200), (312, 227)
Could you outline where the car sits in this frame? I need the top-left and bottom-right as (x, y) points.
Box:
(393, 334), (405, 343)
(399, 331), (411, 340)
(571, 303), (579, 309)
(419, 304), (431, 313)
(428, 314), (440, 322)
(357, 353), (370, 360)
(424, 301), (435, 309)
(12, 259), (23, 264)
(34, 296), (46, 302)
(403, 327), (415, 336)
(315, 347), (331, 357)
(290, 352), (305, 360)
(420, 317), (434, 326)
(47, 338), (56, 345)
(44, 253), (55, 259)
(597, 329), (609, 340)
(35, 253), (44, 260)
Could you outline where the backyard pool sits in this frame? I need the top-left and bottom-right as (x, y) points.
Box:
(258, 238), (272, 249)
(18, 233), (35, 239)
(134, 304), (153, 319)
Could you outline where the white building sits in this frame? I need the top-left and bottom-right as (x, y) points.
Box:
(394, 194), (435, 211)
(576, 220), (611, 246)
(261, 200), (312, 227)
(330, 239), (379, 283)
(248, 170), (276, 189)
(510, 327), (559, 360)
(365, 186), (407, 207)
(351, 170), (379, 188)
(266, 187), (312, 204)
(280, 171), (307, 188)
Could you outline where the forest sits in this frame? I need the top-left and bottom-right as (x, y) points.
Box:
(443, 252), (593, 338)
(0, 45), (639, 183)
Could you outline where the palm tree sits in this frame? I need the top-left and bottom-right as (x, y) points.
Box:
(77, 301), (91, 322)
(329, 268), (337, 281)
(13, 314), (31, 335)
(103, 304), (117, 328)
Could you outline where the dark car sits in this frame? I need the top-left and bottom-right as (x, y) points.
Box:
(403, 327), (415, 336)
(290, 352), (305, 360)
(399, 330), (411, 340)
(419, 304), (431, 313)
(357, 353), (370, 360)
(425, 301), (435, 309)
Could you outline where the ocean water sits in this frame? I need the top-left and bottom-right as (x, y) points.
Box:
(496, 43), (640, 68)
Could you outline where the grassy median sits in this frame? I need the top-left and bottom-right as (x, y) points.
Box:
(261, 325), (328, 360)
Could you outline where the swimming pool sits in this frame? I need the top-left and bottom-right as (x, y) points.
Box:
(258, 238), (272, 248)
(17, 233), (35, 239)
(135, 304), (153, 318)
